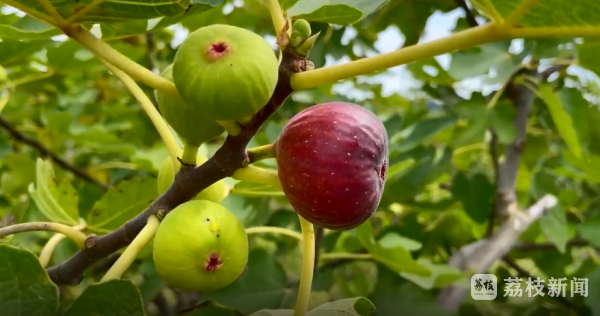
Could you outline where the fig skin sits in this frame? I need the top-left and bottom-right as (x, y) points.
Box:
(275, 102), (389, 230)
(157, 155), (227, 203)
(152, 200), (249, 292)
(172, 24), (279, 121)
(155, 64), (225, 147)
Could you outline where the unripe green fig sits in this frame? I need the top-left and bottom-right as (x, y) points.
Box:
(155, 64), (225, 147)
(153, 200), (249, 292)
(172, 24), (279, 121)
(290, 19), (311, 47)
(157, 155), (227, 203)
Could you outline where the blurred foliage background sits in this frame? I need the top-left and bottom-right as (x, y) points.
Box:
(2, 0), (600, 315)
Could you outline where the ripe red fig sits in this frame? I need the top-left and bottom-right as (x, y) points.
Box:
(275, 102), (389, 230)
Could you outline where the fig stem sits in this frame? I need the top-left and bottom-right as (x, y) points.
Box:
(319, 253), (373, 261)
(268, 0), (286, 37)
(217, 120), (242, 136)
(247, 143), (276, 162)
(65, 24), (179, 97)
(39, 223), (87, 268)
(290, 23), (504, 91)
(98, 58), (182, 166)
(100, 215), (160, 282)
(231, 165), (282, 189)
(180, 142), (199, 167)
(230, 188), (285, 197)
(294, 215), (315, 316)
(237, 115), (253, 126)
(245, 226), (302, 241)
(0, 222), (87, 249)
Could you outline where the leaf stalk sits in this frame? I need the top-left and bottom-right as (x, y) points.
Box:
(0, 222), (87, 249)
(100, 215), (160, 282)
(294, 215), (315, 316)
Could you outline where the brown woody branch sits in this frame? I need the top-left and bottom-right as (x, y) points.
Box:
(493, 63), (569, 219)
(437, 194), (558, 311)
(436, 61), (572, 312)
(0, 115), (109, 191)
(454, 0), (479, 27)
(513, 238), (590, 251)
(493, 66), (541, 218)
(45, 47), (305, 285)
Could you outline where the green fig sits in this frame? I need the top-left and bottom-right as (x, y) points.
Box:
(172, 24), (279, 121)
(157, 155), (227, 203)
(290, 19), (311, 47)
(153, 200), (249, 292)
(155, 64), (225, 147)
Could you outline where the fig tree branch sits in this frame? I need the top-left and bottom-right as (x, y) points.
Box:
(436, 194), (558, 311)
(486, 131), (499, 237)
(45, 47), (304, 286)
(513, 238), (590, 251)
(494, 63), (569, 218)
(454, 0), (479, 27)
(493, 67), (540, 218)
(0, 116), (109, 191)
(290, 24), (504, 90)
(435, 60), (571, 311)
(288, 21), (599, 91)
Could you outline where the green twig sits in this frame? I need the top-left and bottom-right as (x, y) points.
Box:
(294, 215), (315, 316)
(0, 222), (87, 249)
(100, 215), (160, 282)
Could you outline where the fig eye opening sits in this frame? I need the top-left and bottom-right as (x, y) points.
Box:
(211, 43), (227, 53)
